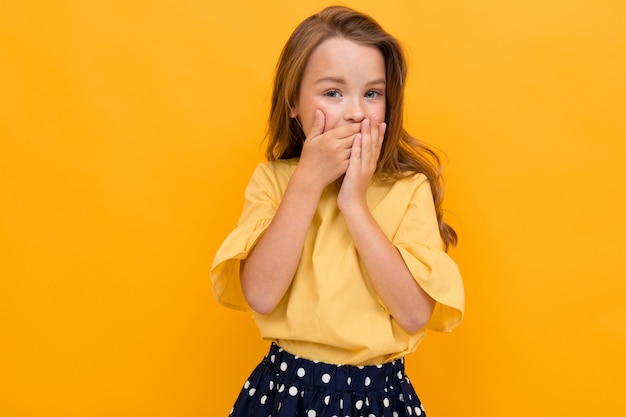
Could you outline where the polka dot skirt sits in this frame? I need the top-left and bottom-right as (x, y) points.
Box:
(228, 343), (426, 417)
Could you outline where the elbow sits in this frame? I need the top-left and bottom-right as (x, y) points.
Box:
(397, 313), (431, 334)
(241, 270), (279, 315)
(241, 281), (278, 315)
(396, 300), (435, 334)
(245, 294), (277, 315)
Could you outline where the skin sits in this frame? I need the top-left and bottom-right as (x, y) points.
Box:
(241, 37), (435, 333)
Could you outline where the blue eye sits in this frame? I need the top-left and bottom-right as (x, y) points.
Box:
(365, 90), (381, 98)
(324, 90), (341, 98)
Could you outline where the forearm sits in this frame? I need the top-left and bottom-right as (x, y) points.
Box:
(342, 205), (435, 333)
(241, 168), (324, 314)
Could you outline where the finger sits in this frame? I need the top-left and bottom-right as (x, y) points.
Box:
(361, 116), (378, 168)
(376, 122), (386, 150)
(371, 121), (386, 166)
(369, 115), (378, 143)
(378, 122), (387, 140)
(369, 115), (383, 147)
(350, 134), (362, 164)
(327, 121), (362, 140)
(335, 133), (359, 150)
(307, 109), (325, 139)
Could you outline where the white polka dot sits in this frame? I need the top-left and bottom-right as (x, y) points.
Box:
(399, 393), (404, 402)
(407, 405), (412, 415)
(289, 386), (298, 396)
(347, 377), (351, 385)
(383, 397), (390, 407)
(297, 367), (306, 377)
(260, 395), (267, 404)
(269, 381), (274, 390)
(322, 373), (331, 383)
(340, 398), (343, 408)
(397, 371), (403, 379)
(243, 380), (250, 389)
(364, 376), (371, 386)
(248, 388), (256, 396)
(415, 406), (422, 416)
(307, 410), (317, 417)
(369, 414), (377, 417)
(393, 412), (399, 417)
(376, 364), (383, 368)
(324, 395), (331, 405)
(270, 354), (275, 363)
(280, 362), (288, 371)
(365, 398), (370, 406)
(278, 384), (285, 393)
(355, 400), (363, 410)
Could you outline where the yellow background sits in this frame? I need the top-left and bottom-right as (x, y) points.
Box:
(1, 1), (625, 416)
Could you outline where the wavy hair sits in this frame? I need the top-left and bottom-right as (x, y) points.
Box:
(265, 6), (457, 250)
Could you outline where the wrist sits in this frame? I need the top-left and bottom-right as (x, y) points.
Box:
(291, 165), (326, 196)
(337, 196), (369, 216)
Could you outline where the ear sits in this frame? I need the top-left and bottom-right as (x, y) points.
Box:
(289, 103), (298, 118)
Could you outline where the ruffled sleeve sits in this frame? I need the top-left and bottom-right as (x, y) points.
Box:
(210, 163), (280, 312)
(393, 175), (465, 332)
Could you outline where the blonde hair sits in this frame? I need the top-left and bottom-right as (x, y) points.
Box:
(266, 6), (457, 250)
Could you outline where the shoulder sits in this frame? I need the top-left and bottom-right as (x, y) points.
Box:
(367, 172), (433, 211)
(374, 171), (430, 190)
(253, 158), (299, 177)
(402, 171), (429, 185)
(246, 158), (299, 192)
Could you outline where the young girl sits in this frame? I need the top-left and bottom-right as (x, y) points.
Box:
(211, 6), (464, 416)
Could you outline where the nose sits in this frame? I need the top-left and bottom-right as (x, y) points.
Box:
(344, 99), (366, 123)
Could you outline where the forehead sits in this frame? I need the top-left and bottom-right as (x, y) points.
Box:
(302, 37), (386, 81)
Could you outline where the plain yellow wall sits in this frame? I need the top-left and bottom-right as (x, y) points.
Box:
(1, 1), (625, 416)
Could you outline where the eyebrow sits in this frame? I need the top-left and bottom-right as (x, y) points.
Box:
(315, 76), (386, 86)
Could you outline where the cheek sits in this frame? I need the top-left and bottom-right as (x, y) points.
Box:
(320, 111), (342, 130)
(302, 107), (341, 133)
(319, 104), (347, 128)
(376, 103), (387, 121)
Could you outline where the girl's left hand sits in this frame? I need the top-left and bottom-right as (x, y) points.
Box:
(337, 115), (386, 212)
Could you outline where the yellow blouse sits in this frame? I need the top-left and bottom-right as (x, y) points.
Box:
(211, 159), (465, 365)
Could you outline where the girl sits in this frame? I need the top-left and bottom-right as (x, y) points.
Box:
(211, 6), (464, 417)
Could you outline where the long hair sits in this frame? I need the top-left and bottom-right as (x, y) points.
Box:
(266, 6), (457, 250)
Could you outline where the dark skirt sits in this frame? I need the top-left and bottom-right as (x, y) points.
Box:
(229, 342), (426, 417)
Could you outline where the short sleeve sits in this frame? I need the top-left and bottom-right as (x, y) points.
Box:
(210, 163), (280, 311)
(393, 175), (465, 332)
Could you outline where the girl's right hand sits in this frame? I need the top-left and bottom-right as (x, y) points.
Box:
(296, 110), (361, 190)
